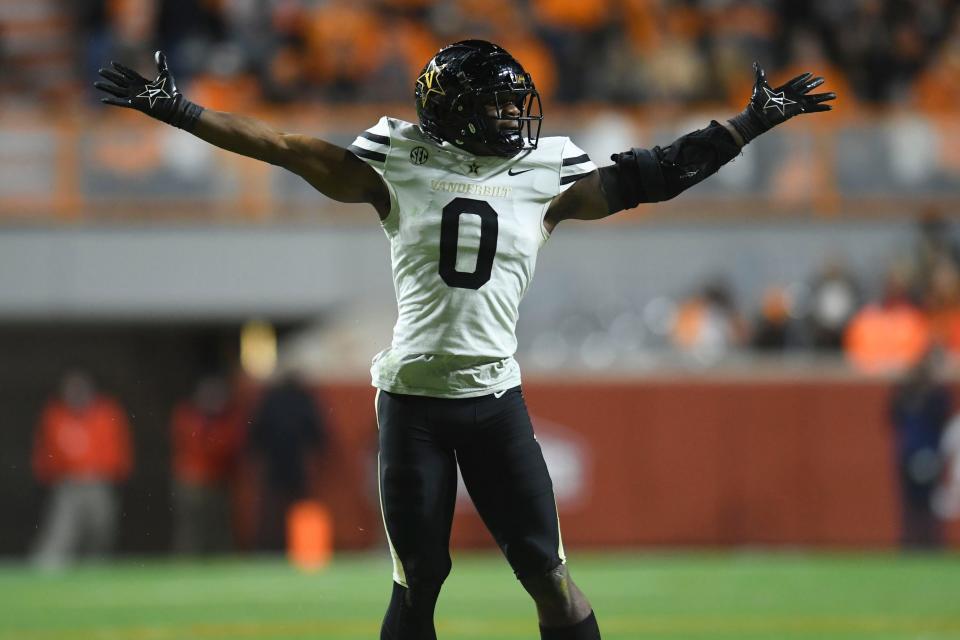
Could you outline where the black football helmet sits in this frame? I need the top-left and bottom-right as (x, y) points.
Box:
(415, 40), (542, 157)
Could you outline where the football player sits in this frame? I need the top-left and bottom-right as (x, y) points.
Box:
(95, 40), (835, 640)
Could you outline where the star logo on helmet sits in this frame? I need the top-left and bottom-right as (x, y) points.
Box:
(136, 76), (172, 109)
(417, 60), (446, 107)
(761, 86), (796, 116)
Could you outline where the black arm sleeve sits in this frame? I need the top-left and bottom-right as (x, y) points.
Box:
(598, 120), (741, 214)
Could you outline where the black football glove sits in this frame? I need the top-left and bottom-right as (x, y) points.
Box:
(728, 62), (836, 145)
(94, 51), (204, 132)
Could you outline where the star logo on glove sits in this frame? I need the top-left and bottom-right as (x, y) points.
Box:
(136, 76), (172, 109)
(761, 86), (796, 116)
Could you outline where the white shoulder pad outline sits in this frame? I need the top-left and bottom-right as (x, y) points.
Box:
(558, 138), (597, 193)
(348, 116), (401, 230)
(348, 116), (392, 175)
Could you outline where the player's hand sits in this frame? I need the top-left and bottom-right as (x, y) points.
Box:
(94, 51), (204, 131)
(748, 62), (835, 123)
(729, 62), (836, 144)
(95, 51), (180, 117)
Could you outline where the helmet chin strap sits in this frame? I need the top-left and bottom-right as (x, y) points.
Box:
(465, 119), (524, 157)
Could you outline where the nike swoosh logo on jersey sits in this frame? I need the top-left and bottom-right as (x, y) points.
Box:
(493, 389), (508, 398)
(508, 168), (533, 176)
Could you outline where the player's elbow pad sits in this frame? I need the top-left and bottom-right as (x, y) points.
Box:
(598, 148), (662, 213)
(598, 120), (741, 214)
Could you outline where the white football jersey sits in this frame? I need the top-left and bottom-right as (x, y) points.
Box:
(349, 117), (596, 398)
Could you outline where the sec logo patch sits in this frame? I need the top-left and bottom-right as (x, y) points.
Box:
(410, 146), (429, 165)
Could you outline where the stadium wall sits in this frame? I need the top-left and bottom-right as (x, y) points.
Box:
(4, 364), (959, 555)
(0, 222), (914, 319)
(312, 380), (960, 551)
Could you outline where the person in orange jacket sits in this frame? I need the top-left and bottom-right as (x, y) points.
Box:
(31, 370), (133, 569)
(170, 376), (245, 555)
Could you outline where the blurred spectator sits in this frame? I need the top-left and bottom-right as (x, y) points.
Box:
(530, 0), (614, 101)
(302, 0), (385, 102)
(923, 260), (960, 358)
(932, 411), (960, 521)
(639, 4), (711, 104)
(834, 0), (935, 104)
(752, 285), (794, 351)
(31, 370), (133, 569)
(844, 266), (930, 374)
(361, 18), (438, 102)
(807, 258), (861, 350)
(493, 25), (558, 103)
(248, 372), (328, 552)
(914, 14), (960, 113)
(259, 39), (311, 104)
(170, 375), (246, 555)
(707, 0), (778, 104)
(0, 22), (9, 92)
(671, 280), (746, 362)
(189, 43), (263, 113)
(49, 0), (958, 108)
(92, 0), (160, 82)
(155, 0), (225, 56)
(907, 207), (960, 301)
(889, 349), (950, 549)
(767, 27), (855, 116)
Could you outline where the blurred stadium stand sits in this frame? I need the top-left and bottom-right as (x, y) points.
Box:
(3, 110), (960, 222)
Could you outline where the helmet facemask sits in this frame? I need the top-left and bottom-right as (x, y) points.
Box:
(463, 83), (543, 157)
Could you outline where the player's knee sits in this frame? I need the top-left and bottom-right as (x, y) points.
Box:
(403, 556), (452, 602)
(521, 563), (593, 627)
(519, 563), (573, 608)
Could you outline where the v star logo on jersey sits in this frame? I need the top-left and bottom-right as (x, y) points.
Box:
(467, 160), (480, 175)
(136, 76), (172, 109)
(761, 86), (796, 116)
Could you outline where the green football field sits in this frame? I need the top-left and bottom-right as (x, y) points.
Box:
(0, 552), (958, 640)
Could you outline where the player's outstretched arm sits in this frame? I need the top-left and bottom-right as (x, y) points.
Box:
(544, 62), (836, 230)
(94, 51), (390, 217)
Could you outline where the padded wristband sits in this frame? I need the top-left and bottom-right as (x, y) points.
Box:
(727, 105), (768, 145)
(161, 95), (204, 132)
(632, 148), (666, 201)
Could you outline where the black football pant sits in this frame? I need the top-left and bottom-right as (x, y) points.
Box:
(376, 386), (564, 640)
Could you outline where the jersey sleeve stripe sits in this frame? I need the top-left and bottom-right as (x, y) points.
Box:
(361, 131), (390, 146)
(348, 145), (387, 163)
(559, 171), (593, 185)
(561, 153), (591, 166)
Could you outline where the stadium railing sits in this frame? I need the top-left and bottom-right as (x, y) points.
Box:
(2, 105), (959, 223)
